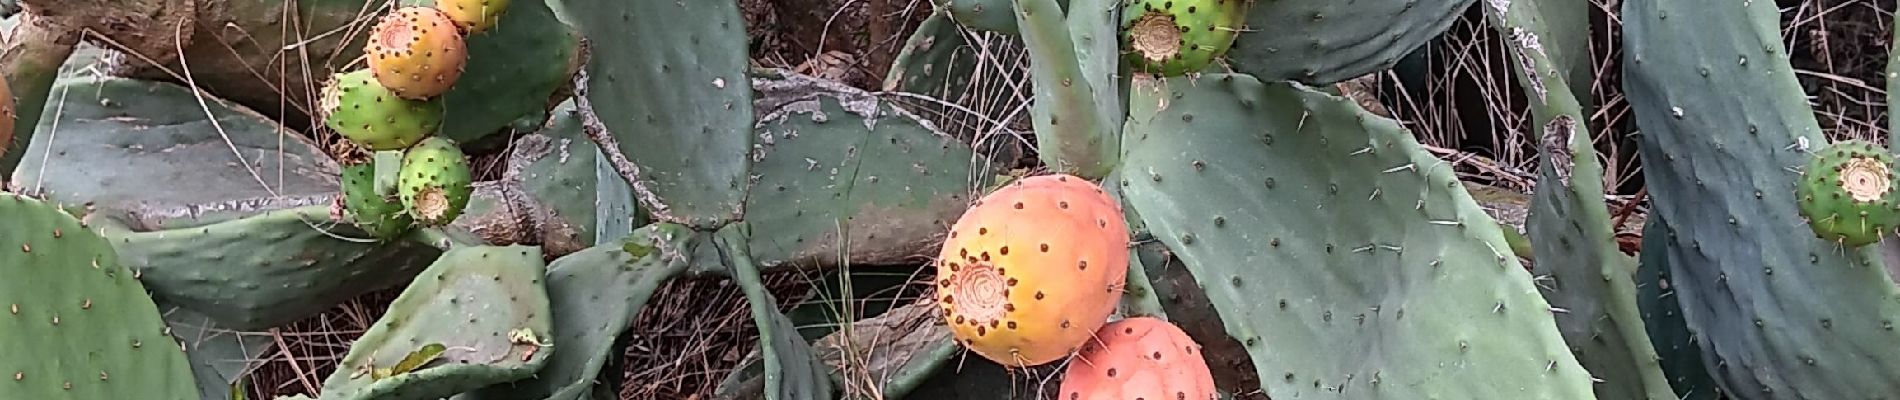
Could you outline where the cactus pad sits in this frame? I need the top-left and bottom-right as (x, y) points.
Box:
(322, 69), (445, 151)
(0, 67), (14, 163)
(1058, 317), (1217, 400)
(1796, 139), (1900, 246)
(400, 136), (474, 227)
(937, 174), (1130, 367)
(1225, 0), (1473, 85)
(0, 193), (199, 400)
(1120, 0), (1248, 77)
(367, 6), (469, 100)
(1119, 73), (1594, 399)
(319, 245), (553, 399)
(435, 0), (510, 34)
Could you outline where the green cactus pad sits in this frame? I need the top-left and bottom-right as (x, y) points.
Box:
(11, 77), (336, 218)
(318, 245), (553, 400)
(930, 0), (1069, 35)
(1012, 0), (1121, 179)
(1481, 0), (1679, 397)
(1634, 216), (1724, 400)
(1225, 0), (1473, 85)
(1120, 0), (1249, 76)
(0, 193), (199, 400)
(399, 136), (475, 227)
(1117, 73), (1594, 399)
(1796, 140), (1900, 246)
(1625, 0), (1900, 394)
(564, 0), (755, 228)
(399, 0), (581, 148)
(94, 206), (442, 330)
(456, 224), (691, 400)
(161, 302), (274, 399)
(744, 71), (994, 271)
(507, 101), (602, 251)
(322, 69), (444, 151)
(716, 224), (834, 400)
(340, 155), (416, 240)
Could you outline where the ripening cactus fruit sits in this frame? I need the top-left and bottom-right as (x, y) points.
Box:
(1796, 139), (1900, 246)
(335, 146), (414, 240)
(434, 0), (511, 34)
(398, 137), (473, 227)
(320, 69), (444, 151)
(936, 174), (1130, 367)
(1058, 317), (1218, 400)
(1120, 0), (1249, 76)
(366, 6), (469, 100)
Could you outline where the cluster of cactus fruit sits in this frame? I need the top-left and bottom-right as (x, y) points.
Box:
(321, 0), (509, 235)
(10, 0), (1900, 398)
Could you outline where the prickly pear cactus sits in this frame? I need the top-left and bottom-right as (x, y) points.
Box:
(337, 147), (415, 240)
(1058, 317), (1217, 400)
(1795, 139), (1899, 246)
(0, 193), (199, 400)
(455, 224), (690, 400)
(435, 0), (510, 34)
(319, 245), (553, 400)
(399, 136), (474, 227)
(1225, 0), (1473, 85)
(322, 69), (445, 151)
(1118, 73), (1595, 399)
(937, 174), (1129, 367)
(1120, 0), (1248, 76)
(366, 6), (469, 100)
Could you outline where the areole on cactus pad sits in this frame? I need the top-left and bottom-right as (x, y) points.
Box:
(1795, 139), (1900, 246)
(936, 174), (1129, 367)
(1058, 317), (1217, 400)
(367, 6), (469, 100)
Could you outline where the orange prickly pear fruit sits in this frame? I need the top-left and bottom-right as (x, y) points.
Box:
(1058, 317), (1218, 400)
(936, 173), (1130, 367)
(365, 6), (468, 100)
(434, 0), (511, 34)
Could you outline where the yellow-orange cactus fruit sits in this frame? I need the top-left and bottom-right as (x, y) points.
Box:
(434, 0), (511, 34)
(365, 6), (468, 100)
(1058, 317), (1218, 400)
(936, 173), (1130, 367)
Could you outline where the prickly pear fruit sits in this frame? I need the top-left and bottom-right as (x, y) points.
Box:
(1796, 139), (1900, 246)
(320, 69), (444, 151)
(1120, 0), (1249, 76)
(366, 6), (469, 100)
(334, 144), (414, 240)
(936, 174), (1130, 367)
(398, 136), (473, 227)
(1058, 317), (1217, 400)
(434, 0), (511, 34)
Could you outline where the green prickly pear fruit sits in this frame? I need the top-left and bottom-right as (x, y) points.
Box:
(398, 136), (473, 227)
(1796, 139), (1900, 246)
(434, 0), (511, 34)
(334, 144), (414, 239)
(366, 6), (468, 100)
(1058, 317), (1217, 400)
(936, 174), (1130, 367)
(320, 69), (444, 151)
(1119, 0), (1249, 77)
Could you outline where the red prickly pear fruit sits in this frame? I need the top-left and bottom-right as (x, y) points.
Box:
(1058, 317), (1218, 400)
(936, 173), (1131, 367)
(365, 6), (468, 100)
(434, 0), (511, 34)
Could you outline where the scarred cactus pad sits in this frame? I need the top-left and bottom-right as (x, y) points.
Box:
(320, 69), (444, 151)
(366, 6), (469, 100)
(1796, 139), (1900, 246)
(936, 174), (1129, 367)
(1120, 0), (1249, 76)
(435, 0), (511, 34)
(1058, 317), (1217, 400)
